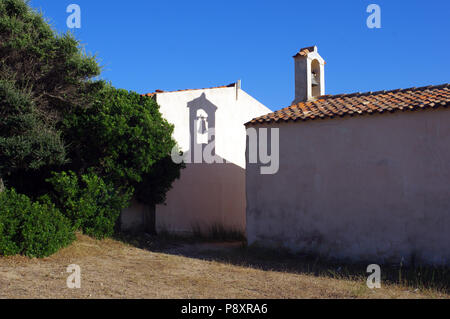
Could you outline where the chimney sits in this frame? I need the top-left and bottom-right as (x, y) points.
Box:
(292, 46), (325, 104)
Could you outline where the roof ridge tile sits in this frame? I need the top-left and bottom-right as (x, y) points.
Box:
(247, 83), (450, 126)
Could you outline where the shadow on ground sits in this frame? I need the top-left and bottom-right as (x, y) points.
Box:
(115, 232), (450, 294)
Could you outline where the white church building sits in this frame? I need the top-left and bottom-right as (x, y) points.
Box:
(246, 46), (450, 265)
(121, 82), (270, 235)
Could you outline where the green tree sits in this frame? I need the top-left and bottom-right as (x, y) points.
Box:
(0, 80), (66, 176)
(1, 0), (182, 212)
(0, 0), (103, 192)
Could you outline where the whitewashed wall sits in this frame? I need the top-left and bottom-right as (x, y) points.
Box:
(155, 87), (270, 234)
(246, 108), (450, 265)
(121, 86), (271, 235)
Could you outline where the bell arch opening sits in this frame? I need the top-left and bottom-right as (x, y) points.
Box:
(311, 59), (321, 98)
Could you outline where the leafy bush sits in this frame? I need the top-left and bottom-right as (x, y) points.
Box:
(47, 171), (132, 239)
(0, 189), (75, 258)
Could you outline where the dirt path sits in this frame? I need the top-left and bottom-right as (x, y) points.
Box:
(0, 235), (447, 299)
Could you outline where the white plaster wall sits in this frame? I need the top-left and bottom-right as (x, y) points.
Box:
(246, 108), (450, 265)
(154, 87), (271, 234)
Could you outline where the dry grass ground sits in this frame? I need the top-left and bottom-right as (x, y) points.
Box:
(0, 233), (448, 299)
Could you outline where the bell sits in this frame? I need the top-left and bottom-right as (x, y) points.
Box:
(311, 72), (319, 87)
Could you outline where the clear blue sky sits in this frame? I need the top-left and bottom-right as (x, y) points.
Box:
(29, 0), (449, 111)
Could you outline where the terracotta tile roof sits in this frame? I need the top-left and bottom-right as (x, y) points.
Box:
(143, 83), (237, 97)
(247, 83), (450, 125)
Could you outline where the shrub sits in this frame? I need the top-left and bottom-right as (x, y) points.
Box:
(47, 171), (132, 239)
(0, 189), (75, 258)
(0, 189), (24, 256)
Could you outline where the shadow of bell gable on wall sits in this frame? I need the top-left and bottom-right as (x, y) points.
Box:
(186, 93), (219, 162)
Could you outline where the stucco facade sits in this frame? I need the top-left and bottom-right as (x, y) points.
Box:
(121, 84), (271, 235)
(246, 108), (450, 265)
